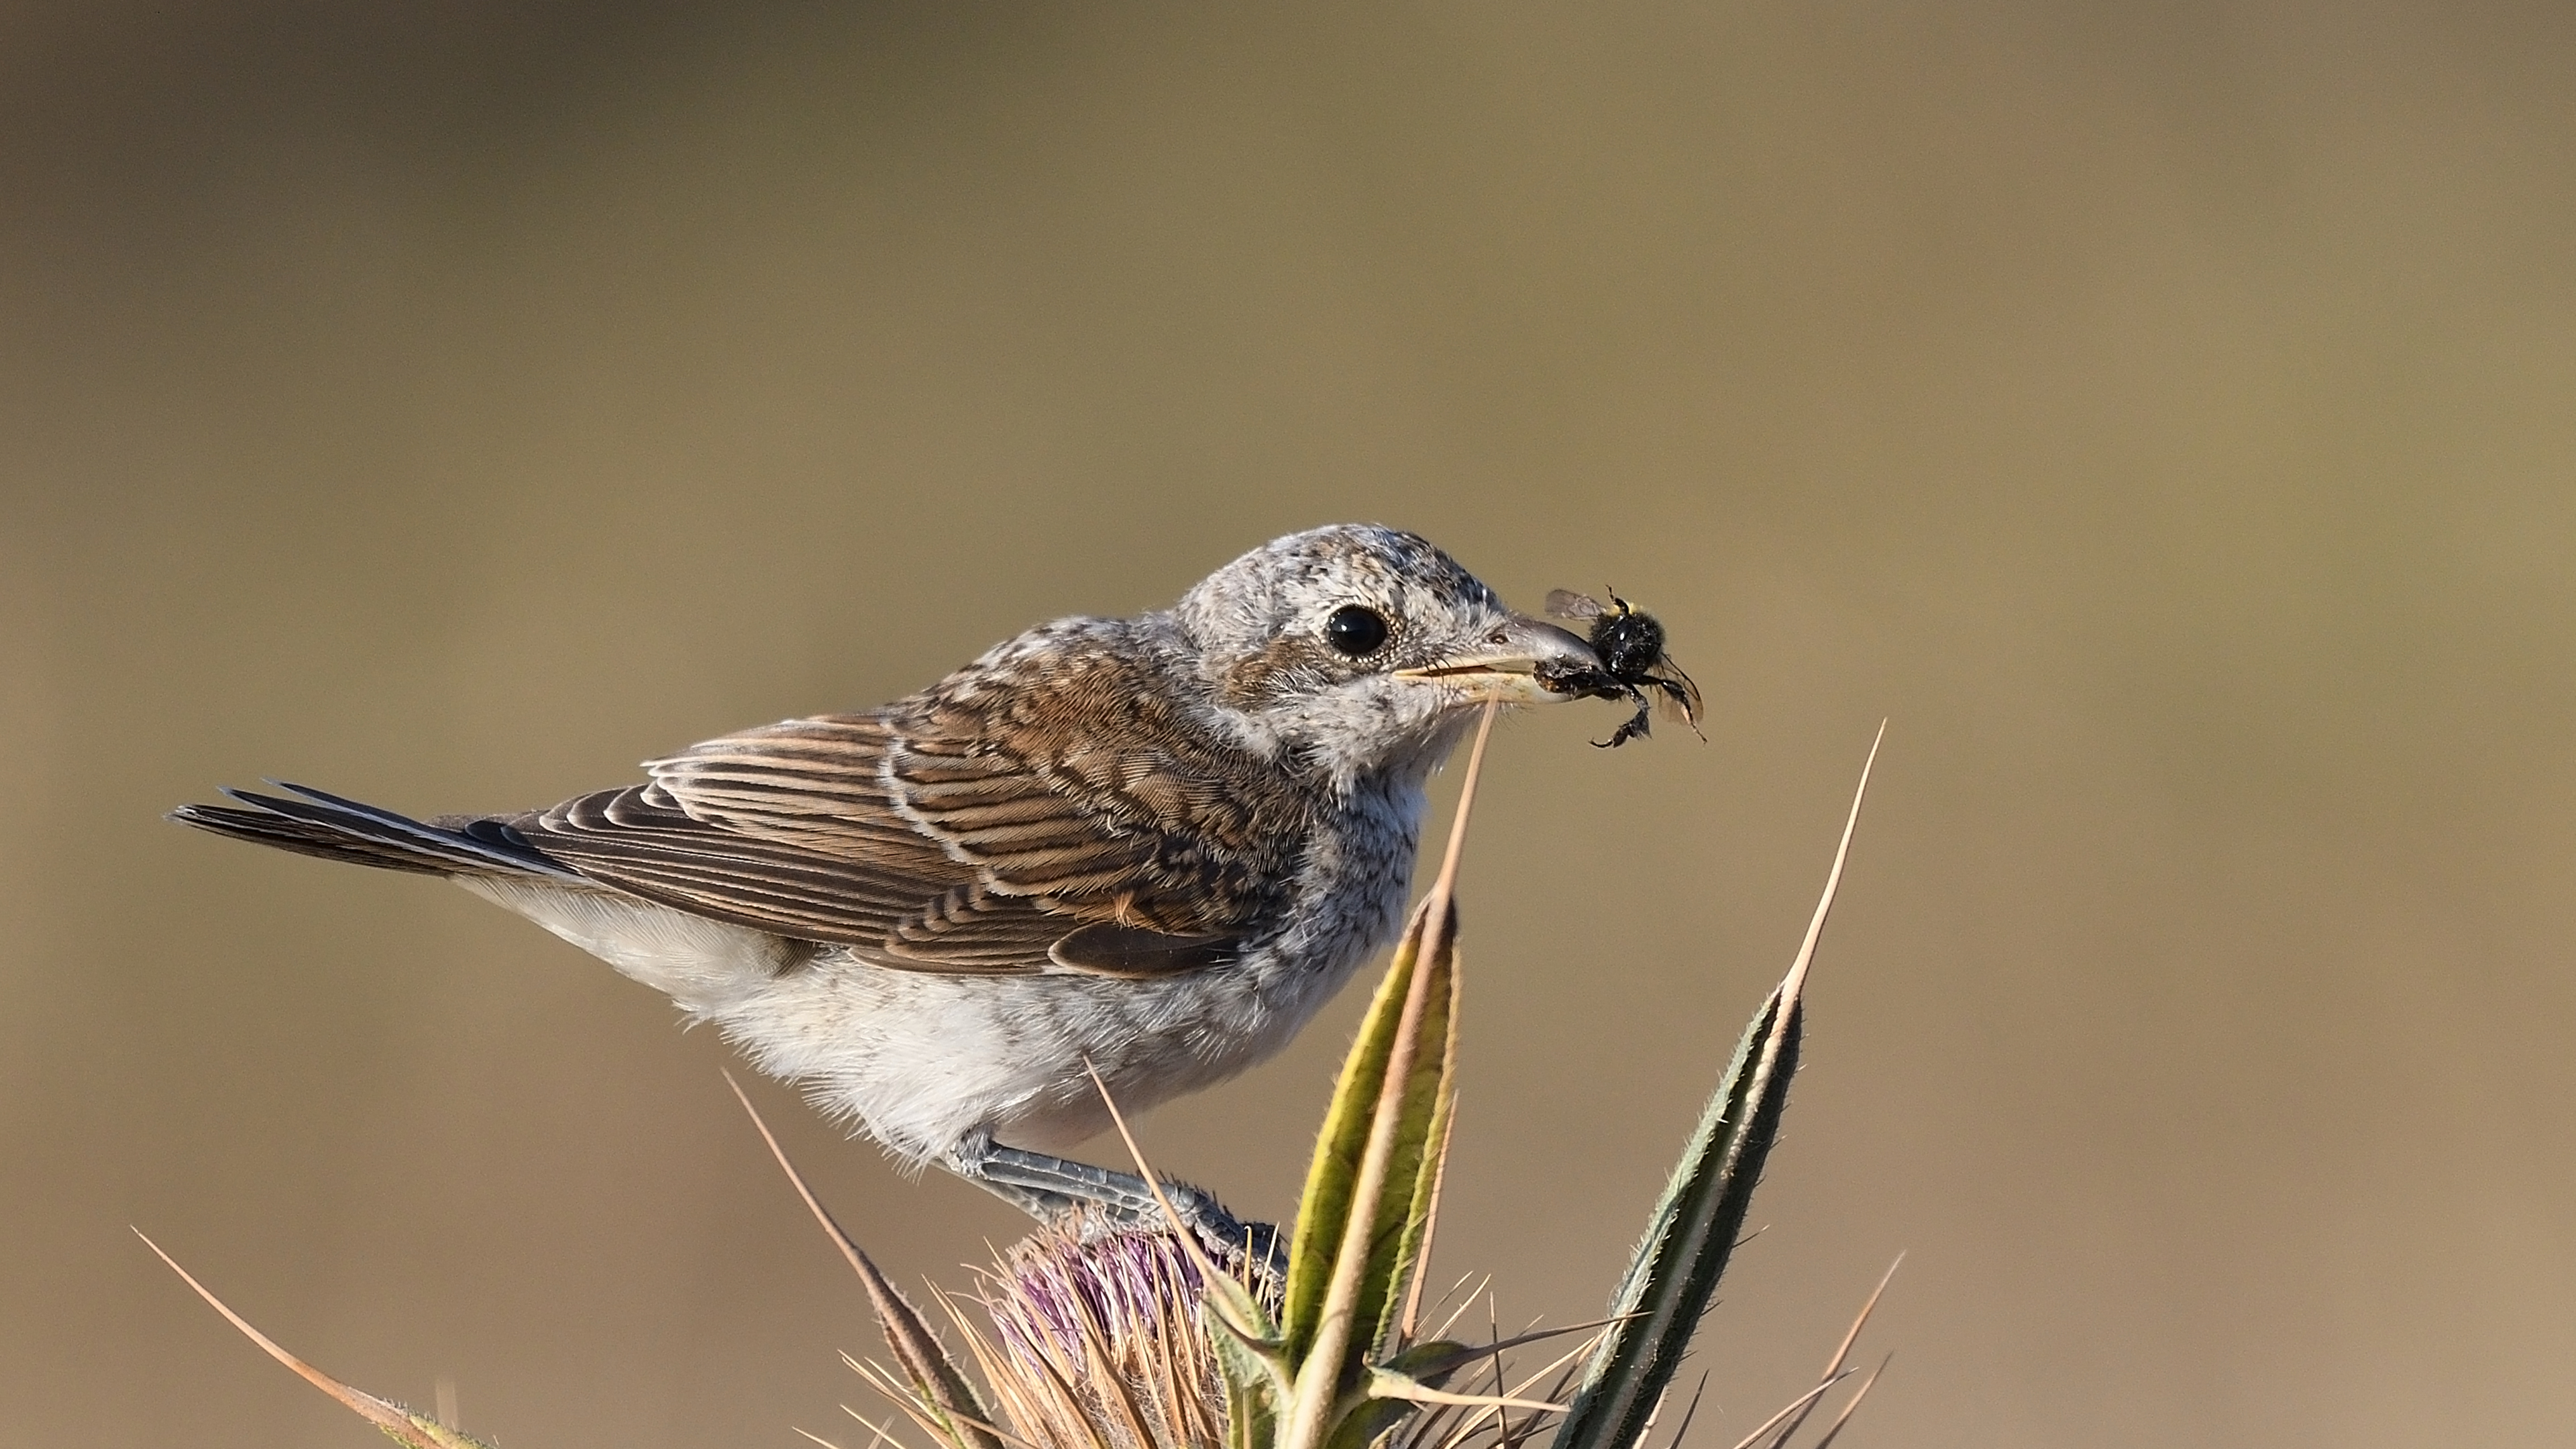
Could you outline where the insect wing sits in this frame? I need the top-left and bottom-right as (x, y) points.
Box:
(1648, 661), (1707, 736)
(1545, 588), (1607, 622)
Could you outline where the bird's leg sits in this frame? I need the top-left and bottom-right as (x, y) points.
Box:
(951, 1132), (1283, 1280)
(954, 1159), (1084, 1222)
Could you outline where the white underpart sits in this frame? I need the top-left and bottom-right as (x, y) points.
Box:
(451, 763), (1427, 1169)
(456, 877), (802, 1016)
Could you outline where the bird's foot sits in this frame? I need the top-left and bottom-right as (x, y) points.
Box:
(963, 1141), (1284, 1287)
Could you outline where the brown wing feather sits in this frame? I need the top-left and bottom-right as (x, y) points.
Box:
(508, 784), (959, 949)
(515, 643), (1318, 976)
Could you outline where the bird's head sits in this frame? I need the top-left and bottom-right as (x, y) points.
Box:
(1175, 524), (1599, 787)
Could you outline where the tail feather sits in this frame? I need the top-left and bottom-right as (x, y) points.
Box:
(169, 784), (583, 881)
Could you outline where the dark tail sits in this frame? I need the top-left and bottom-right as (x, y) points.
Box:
(168, 782), (582, 881)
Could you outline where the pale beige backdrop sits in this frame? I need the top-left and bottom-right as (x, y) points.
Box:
(6, 4), (2573, 1446)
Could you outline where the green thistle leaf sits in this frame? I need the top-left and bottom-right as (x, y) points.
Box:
(1548, 725), (1880, 1449)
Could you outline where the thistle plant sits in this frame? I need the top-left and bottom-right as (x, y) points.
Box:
(146, 710), (1891, 1449)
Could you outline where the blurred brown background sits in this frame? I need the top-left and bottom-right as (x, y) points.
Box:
(6, 3), (2573, 1444)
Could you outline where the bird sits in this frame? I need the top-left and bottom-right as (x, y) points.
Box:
(172, 523), (1599, 1257)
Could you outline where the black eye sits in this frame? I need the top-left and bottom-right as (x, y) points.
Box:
(1324, 604), (1389, 657)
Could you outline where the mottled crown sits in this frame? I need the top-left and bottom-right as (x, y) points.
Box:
(1175, 525), (1501, 655)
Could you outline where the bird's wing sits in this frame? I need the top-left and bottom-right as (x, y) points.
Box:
(515, 697), (1305, 977)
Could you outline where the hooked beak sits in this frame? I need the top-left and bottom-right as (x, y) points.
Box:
(1395, 612), (1601, 704)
